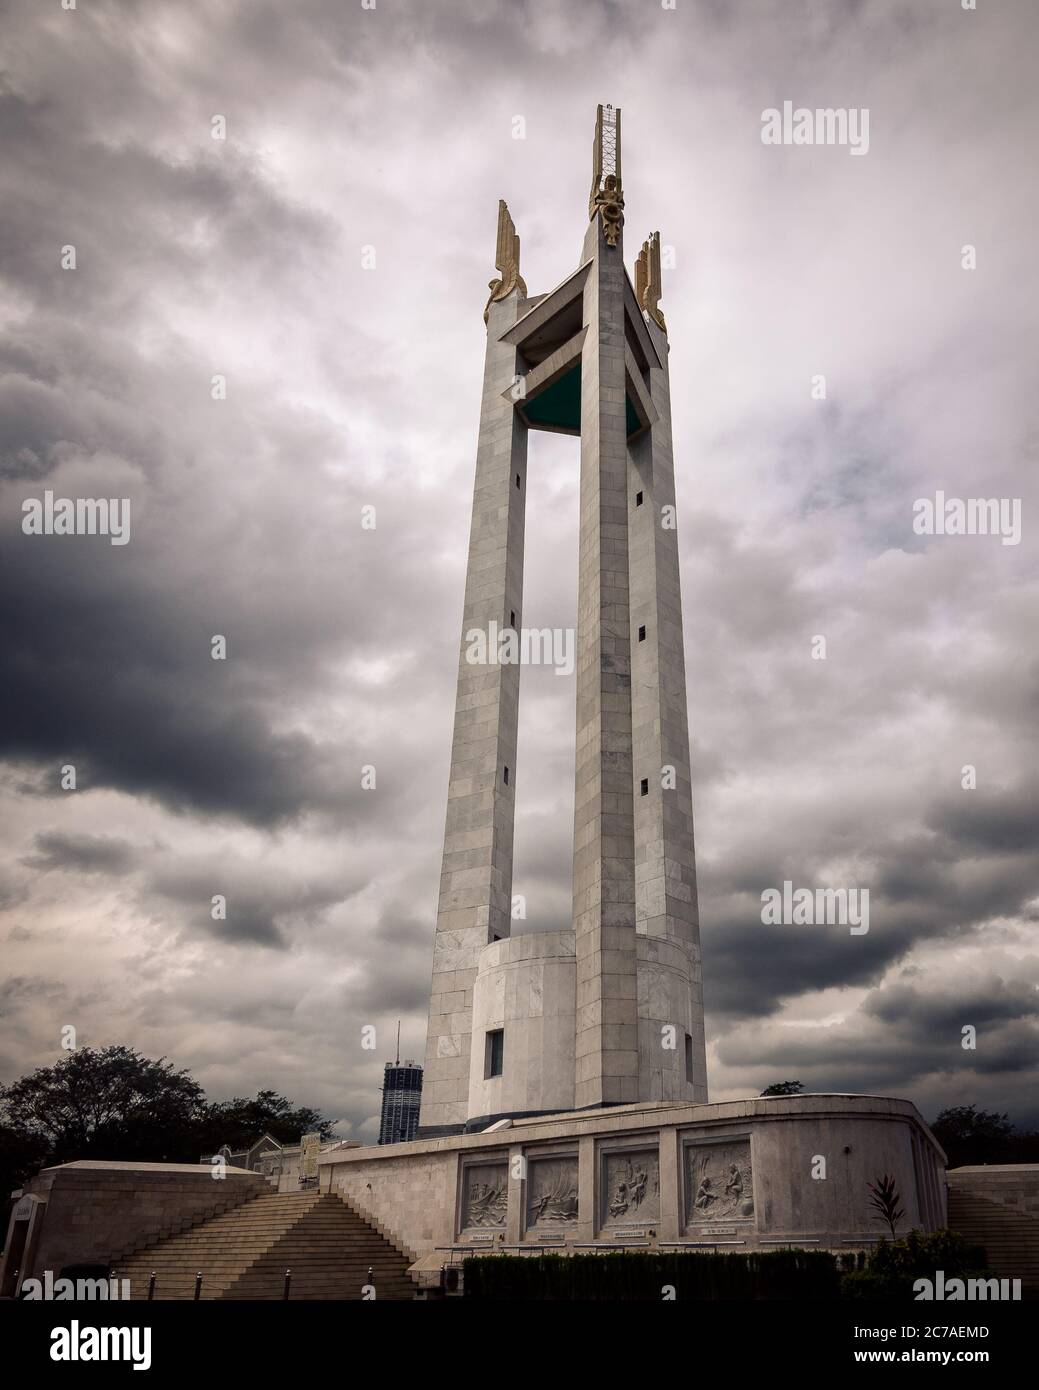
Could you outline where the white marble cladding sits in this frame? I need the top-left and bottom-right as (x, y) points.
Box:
(635, 935), (705, 1103)
(321, 1096), (948, 1260)
(468, 931), (577, 1120)
(419, 288), (527, 1134)
(466, 929), (706, 1120)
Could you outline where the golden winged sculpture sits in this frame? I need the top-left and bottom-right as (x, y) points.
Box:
(589, 103), (624, 247)
(636, 230), (666, 334)
(483, 200), (527, 324)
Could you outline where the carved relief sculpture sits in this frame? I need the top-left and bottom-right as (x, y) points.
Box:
(686, 1141), (755, 1224)
(526, 1157), (579, 1227)
(602, 1150), (660, 1225)
(462, 1163), (508, 1228)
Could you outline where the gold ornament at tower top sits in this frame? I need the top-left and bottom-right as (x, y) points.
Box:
(484, 199), (527, 323)
(636, 230), (666, 333)
(589, 104), (624, 247)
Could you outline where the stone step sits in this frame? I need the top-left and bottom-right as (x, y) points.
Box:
(123, 1237), (387, 1247)
(122, 1245), (395, 1262)
(127, 1263), (403, 1273)
(150, 1217), (381, 1228)
(116, 1191), (414, 1300)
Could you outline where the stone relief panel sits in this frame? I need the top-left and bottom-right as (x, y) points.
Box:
(685, 1141), (754, 1225)
(461, 1163), (508, 1229)
(601, 1149), (660, 1226)
(526, 1156), (579, 1229)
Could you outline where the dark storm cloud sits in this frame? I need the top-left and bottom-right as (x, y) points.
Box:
(24, 830), (138, 875)
(0, 375), (84, 485)
(929, 784), (1039, 855)
(703, 906), (892, 1019)
(702, 781), (1039, 1022)
(724, 1032), (1039, 1098)
(331, 897), (444, 1016)
(0, 86), (339, 320)
(0, 320), (453, 829)
(0, 975), (67, 1016)
(341, 954), (431, 1018)
(0, 84), (348, 824)
(719, 998), (1039, 1094)
(146, 857), (365, 949)
(0, 10), (457, 830)
(865, 978), (1039, 1036)
(0, 541), (336, 826)
(0, 869), (26, 910)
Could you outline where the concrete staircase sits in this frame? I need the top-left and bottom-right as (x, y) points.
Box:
(108, 1184), (261, 1265)
(948, 1184), (1039, 1296)
(116, 1191), (415, 1300)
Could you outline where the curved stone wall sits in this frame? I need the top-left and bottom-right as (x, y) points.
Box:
(323, 1095), (949, 1276)
(636, 934), (707, 1103)
(466, 930), (710, 1123)
(467, 930), (576, 1124)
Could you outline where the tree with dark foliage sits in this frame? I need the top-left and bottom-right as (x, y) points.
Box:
(2, 1045), (207, 1166)
(197, 1088), (333, 1153)
(0, 1047), (333, 1233)
(759, 1081), (806, 1096)
(929, 1105), (1026, 1167)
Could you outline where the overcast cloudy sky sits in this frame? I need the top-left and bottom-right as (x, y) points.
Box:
(1, 0), (1036, 1142)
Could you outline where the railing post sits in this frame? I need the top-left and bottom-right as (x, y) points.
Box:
(193, 1271), (203, 1301)
(283, 1268), (292, 1300)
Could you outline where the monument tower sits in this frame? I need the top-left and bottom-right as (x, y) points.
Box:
(420, 106), (707, 1136)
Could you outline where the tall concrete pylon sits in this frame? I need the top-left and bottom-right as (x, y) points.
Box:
(419, 106), (707, 1136)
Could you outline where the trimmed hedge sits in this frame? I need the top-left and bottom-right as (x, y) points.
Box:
(462, 1248), (847, 1301)
(462, 1231), (992, 1300)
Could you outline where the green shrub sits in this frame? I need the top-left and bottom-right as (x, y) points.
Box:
(839, 1228), (991, 1300)
(461, 1231), (991, 1300)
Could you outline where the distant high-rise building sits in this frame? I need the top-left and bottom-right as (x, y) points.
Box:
(378, 1060), (423, 1145)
